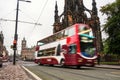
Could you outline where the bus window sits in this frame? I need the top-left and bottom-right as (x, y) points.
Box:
(80, 35), (95, 57)
(57, 32), (63, 39)
(37, 51), (43, 57)
(38, 42), (44, 46)
(68, 44), (76, 54)
(62, 30), (66, 38)
(68, 27), (75, 36)
(78, 25), (88, 32)
(64, 29), (68, 37)
(41, 48), (55, 56)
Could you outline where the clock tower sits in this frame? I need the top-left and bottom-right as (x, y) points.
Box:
(21, 37), (26, 50)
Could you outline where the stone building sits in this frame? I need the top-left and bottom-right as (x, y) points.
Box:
(0, 31), (8, 61)
(0, 31), (4, 55)
(53, 0), (103, 53)
(21, 38), (35, 60)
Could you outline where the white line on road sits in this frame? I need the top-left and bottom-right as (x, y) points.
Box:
(22, 66), (43, 80)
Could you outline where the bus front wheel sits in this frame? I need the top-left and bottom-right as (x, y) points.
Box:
(76, 65), (81, 69)
(38, 62), (43, 66)
(60, 59), (65, 67)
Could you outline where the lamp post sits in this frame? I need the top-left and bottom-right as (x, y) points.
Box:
(13, 0), (31, 65)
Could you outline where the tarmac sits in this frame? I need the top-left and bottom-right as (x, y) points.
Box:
(0, 62), (120, 80)
(95, 64), (120, 70)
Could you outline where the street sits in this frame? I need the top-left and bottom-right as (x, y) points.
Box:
(23, 62), (120, 80)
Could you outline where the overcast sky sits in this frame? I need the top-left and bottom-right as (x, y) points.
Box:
(0, 0), (115, 55)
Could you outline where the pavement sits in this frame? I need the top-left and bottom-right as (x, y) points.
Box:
(0, 62), (37, 80)
(0, 62), (120, 80)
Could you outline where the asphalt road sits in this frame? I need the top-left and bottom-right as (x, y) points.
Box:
(24, 63), (120, 80)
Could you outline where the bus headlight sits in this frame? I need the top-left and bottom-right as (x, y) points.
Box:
(78, 58), (83, 62)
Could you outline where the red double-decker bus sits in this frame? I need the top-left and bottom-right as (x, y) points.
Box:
(34, 24), (97, 68)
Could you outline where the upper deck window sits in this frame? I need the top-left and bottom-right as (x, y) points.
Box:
(78, 25), (93, 37)
(68, 27), (75, 36)
(78, 25), (88, 32)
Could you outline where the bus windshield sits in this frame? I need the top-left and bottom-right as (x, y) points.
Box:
(79, 34), (96, 57)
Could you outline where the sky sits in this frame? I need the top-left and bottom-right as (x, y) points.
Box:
(0, 0), (115, 55)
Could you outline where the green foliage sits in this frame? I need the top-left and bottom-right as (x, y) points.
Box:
(100, 0), (120, 55)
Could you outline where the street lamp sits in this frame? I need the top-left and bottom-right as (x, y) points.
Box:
(13, 0), (31, 65)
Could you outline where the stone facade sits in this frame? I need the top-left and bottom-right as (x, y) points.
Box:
(21, 38), (35, 60)
(0, 31), (8, 61)
(0, 31), (4, 55)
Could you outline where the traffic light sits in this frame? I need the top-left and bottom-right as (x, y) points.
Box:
(13, 40), (17, 50)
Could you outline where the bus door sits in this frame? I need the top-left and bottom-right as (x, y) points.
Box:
(64, 44), (78, 65)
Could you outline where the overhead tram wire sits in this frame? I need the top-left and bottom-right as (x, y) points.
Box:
(31, 0), (49, 30)
(0, 18), (42, 25)
(0, 9), (16, 31)
(0, 9), (16, 19)
(0, 8), (42, 27)
(35, 0), (49, 25)
(19, 9), (38, 25)
(27, 0), (49, 38)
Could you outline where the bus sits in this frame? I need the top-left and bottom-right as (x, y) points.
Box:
(34, 23), (97, 68)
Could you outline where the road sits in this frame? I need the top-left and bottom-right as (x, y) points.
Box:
(23, 62), (120, 80)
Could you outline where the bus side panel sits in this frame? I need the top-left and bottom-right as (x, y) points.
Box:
(64, 54), (95, 66)
(40, 57), (59, 65)
(81, 58), (96, 66)
(64, 54), (82, 66)
(34, 59), (39, 64)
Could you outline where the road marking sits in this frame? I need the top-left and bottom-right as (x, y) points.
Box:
(22, 66), (42, 80)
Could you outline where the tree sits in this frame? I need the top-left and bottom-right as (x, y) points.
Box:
(100, 0), (120, 55)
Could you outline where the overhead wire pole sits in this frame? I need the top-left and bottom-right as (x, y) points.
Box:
(13, 0), (31, 65)
(13, 0), (19, 65)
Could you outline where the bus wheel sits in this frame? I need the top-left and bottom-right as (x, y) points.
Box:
(60, 59), (65, 67)
(38, 62), (43, 66)
(55, 44), (61, 56)
(76, 65), (81, 69)
(49, 64), (54, 66)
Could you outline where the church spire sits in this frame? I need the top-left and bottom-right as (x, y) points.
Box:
(91, 0), (103, 53)
(54, 1), (59, 22)
(53, 1), (61, 33)
(92, 0), (98, 15)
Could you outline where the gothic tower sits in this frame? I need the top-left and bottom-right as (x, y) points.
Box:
(53, 1), (61, 33)
(91, 0), (103, 52)
(53, 0), (90, 33)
